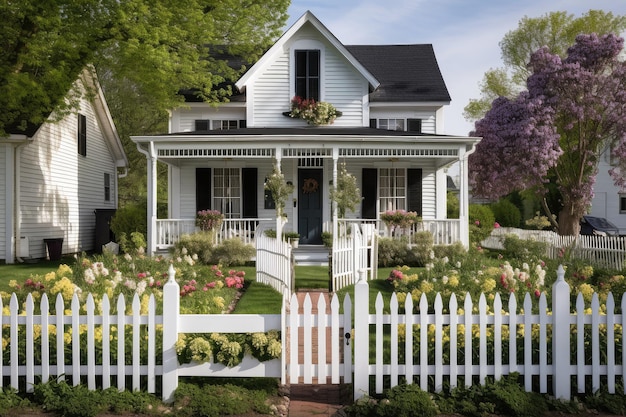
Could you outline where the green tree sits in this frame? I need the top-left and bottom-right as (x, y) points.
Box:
(464, 10), (626, 122)
(0, 1), (289, 136)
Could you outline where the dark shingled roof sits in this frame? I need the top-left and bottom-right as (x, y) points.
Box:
(346, 44), (451, 103)
(182, 44), (450, 104)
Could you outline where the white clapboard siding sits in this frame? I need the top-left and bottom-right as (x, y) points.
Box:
(18, 91), (118, 258)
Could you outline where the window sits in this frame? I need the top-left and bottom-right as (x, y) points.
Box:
(194, 120), (245, 131)
(104, 173), (111, 202)
(378, 119), (405, 131)
(370, 118), (423, 133)
(620, 194), (626, 214)
(213, 168), (241, 218)
(78, 113), (87, 156)
(379, 168), (406, 213)
(295, 50), (320, 101)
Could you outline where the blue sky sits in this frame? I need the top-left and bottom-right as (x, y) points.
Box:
(285, 0), (626, 136)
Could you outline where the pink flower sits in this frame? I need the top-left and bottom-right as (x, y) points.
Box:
(534, 289), (541, 298)
(474, 220), (480, 226)
(494, 222), (500, 228)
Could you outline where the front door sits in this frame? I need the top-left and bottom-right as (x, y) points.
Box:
(298, 169), (323, 244)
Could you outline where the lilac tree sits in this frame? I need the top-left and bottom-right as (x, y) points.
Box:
(470, 34), (626, 235)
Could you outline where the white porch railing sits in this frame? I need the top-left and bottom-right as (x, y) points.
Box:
(156, 218), (272, 249)
(333, 219), (461, 246)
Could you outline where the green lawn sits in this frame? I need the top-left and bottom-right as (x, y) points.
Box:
(0, 259), (394, 314)
(0, 256), (76, 292)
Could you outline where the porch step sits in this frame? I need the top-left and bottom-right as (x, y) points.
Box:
(292, 245), (330, 266)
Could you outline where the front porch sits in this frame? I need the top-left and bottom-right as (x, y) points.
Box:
(155, 217), (462, 260)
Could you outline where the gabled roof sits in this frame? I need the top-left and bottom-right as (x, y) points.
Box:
(347, 44), (451, 103)
(235, 11), (380, 92)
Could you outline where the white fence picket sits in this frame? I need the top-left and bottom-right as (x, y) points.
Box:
(2, 264), (626, 403)
(255, 233), (292, 294)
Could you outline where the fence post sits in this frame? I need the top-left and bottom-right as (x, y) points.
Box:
(552, 264), (571, 399)
(162, 264), (180, 402)
(353, 269), (369, 400)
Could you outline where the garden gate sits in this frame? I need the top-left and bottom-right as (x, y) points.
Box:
(331, 223), (377, 292)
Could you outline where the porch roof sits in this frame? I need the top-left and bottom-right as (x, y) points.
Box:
(132, 128), (479, 169)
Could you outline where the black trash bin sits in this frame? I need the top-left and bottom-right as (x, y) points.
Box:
(94, 209), (117, 253)
(44, 238), (64, 261)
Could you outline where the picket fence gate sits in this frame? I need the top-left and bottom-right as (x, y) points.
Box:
(331, 223), (378, 292)
(2, 265), (626, 402)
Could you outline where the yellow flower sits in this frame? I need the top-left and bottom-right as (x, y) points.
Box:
(420, 281), (434, 294)
(448, 276), (459, 287)
(578, 283), (594, 303)
(8, 280), (17, 289)
(50, 277), (76, 300)
(57, 264), (72, 277)
(44, 272), (56, 282)
(481, 278), (496, 293)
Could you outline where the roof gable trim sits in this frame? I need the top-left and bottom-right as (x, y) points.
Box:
(235, 11), (379, 91)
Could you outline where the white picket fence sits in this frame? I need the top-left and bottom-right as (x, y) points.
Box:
(331, 223), (378, 292)
(3, 265), (626, 402)
(482, 227), (626, 270)
(254, 233), (293, 294)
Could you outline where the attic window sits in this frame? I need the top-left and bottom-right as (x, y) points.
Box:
(295, 50), (320, 101)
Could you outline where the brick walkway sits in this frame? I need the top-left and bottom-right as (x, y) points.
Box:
(287, 291), (350, 416)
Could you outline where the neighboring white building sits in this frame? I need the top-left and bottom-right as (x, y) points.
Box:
(0, 69), (128, 263)
(132, 11), (480, 255)
(590, 148), (626, 234)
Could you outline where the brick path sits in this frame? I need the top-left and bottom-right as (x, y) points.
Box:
(287, 291), (350, 416)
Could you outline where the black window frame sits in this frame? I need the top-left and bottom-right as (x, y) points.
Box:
(104, 173), (111, 202)
(295, 49), (320, 101)
(78, 113), (87, 156)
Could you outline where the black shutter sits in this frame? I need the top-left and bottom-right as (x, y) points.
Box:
(242, 168), (258, 218)
(239, 120), (247, 128)
(407, 119), (422, 133)
(361, 168), (377, 219)
(407, 169), (422, 215)
(369, 119), (377, 128)
(195, 120), (210, 131)
(196, 168), (211, 212)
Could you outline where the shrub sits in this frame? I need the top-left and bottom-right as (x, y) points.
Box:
(490, 199), (521, 227)
(345, 384), (438, 417)
(411, 231), (434, 265)
(209, 238), (255, 266)
(469, 204), (495, 245)
(110, 202), (147, 241)
(502, 234), (548, 264)
(173, 232), (215, 263)
(173, 382), (271, 417)
(378, 237), (411, 267)
(447, 191), (459, 218)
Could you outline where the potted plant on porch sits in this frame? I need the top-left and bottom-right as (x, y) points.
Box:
(264, 163), (294, 236)
(283, 231), (300, 248)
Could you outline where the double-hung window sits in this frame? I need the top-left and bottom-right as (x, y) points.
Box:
(379, 168), (406, 212)
(194, 120), (246, 131)
(213, 168), (241, 218)
(295, 50), (320, 100)
(104, 173), (111, 202)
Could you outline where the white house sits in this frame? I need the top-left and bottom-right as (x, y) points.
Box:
(0, 69), (128, 263)
(132, 11), (480, 255)
(590, 148), (626, 234)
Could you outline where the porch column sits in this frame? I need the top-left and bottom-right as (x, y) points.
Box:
(332, 149), (338, 240)
(4, 144), (14, 263)
(275, 149), (283, 237)
(138, 141), (158, 256)
(458, 150), (470, 248)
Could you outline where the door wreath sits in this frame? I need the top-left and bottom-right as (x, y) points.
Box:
(302, 178), (319, 194)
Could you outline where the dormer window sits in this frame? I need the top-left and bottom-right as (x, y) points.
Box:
(295, 50), (320, 101)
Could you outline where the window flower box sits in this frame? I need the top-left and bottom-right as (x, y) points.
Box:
(283, 96), (341, 125)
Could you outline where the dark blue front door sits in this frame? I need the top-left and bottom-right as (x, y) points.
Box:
(298, 169), (323, 244)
